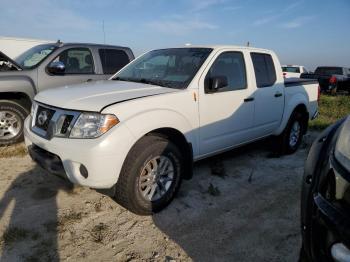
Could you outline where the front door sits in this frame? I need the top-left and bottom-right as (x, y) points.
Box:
(199, 51), (255, 156)
(38, 47), (104, 90)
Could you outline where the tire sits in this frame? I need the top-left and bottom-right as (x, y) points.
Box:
(114, 135), (184, 215)
(276, 111), (305, 155)
(299, 246), (311, 262)
(0, 100), (29, 146)
(330, 86), (337, 95)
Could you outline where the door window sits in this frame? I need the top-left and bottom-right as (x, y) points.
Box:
(51, 48), (94, 74)
(99, 49), (130, 74)
(205, 52), (247, 93)
(251, 53), (276, 87)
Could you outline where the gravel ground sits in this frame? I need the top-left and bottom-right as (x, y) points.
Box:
(0, 133), (318, 261)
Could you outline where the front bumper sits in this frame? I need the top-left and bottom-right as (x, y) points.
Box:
(24, 116), (135, 189)
(331, 243), (350, 262)
(28, 144), (66, 177)
(312, 155), (350, 261)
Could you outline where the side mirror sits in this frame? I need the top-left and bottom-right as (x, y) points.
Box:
(47, 61), (65, 75)
(210, 76), (228, 92)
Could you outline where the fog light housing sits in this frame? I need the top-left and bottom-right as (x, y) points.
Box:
(79, 164), (88, 178)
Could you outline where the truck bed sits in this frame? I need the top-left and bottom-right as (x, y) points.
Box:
(284, 77), (318, 87)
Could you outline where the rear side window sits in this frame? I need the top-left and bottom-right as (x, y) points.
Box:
(251, 53), (276, 87)
(205, 51), (247, 93)
(315, 67), (343, 75)
(99, 49), (130, 74)
(282, 66), (300, 73)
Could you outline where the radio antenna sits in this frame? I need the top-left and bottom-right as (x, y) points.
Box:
(102, 20), (106, 44)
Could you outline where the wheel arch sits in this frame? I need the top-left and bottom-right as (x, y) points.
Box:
(0, 92), (32, 111)
(293, 104), (309, 134)
(275, 101), (309, 136)
(145, 127), (193, 179)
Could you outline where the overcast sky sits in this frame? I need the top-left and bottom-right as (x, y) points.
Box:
(1, 0), (349, 70)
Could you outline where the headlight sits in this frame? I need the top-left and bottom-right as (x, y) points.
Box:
(335, 116), (350, 172)
(69, 113), (119, 139)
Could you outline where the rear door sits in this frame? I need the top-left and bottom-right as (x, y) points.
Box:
(38, 47), (103, 90)
(98, 48), (131, 76)
(198, 50), (255, 155)
(251, 52), (284, 136)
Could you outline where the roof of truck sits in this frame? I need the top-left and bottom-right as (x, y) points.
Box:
(58, 42), (131, 49)
(167, 45), (273, 53)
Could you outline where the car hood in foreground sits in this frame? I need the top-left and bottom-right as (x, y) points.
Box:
(35, 80), (178, 112)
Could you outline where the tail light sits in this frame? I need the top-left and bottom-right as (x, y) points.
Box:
(329, 76), (337, 84)
(283, 72), (287, 78)
(317, 85), (320, 102)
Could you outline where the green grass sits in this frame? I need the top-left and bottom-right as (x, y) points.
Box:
(309, 95), (350, 130)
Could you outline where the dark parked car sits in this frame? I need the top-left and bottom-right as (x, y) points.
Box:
(300, 116), (350, 261)
(301, 67), (350, 94)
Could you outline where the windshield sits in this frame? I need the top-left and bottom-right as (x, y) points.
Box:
(282, 66), (300, 73)
(15, 44), (57, 69)
(315, 67), (343, 75)
(113, 48), (213, 89)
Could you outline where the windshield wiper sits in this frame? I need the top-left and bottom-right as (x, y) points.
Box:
(113, 76), (131, 81)
(114, 77), (170, 88)
(138, 78), (169, 88)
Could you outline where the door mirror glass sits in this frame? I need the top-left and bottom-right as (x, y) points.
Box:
(210, 76), (228, 91)
(47, 61), (65, 75)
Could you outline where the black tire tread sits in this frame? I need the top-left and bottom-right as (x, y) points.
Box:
(277, 110), (305, 155)
(115, 135), (182, 215)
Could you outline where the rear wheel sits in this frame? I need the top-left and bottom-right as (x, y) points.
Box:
(330, 86), (337, 95)
(114, 135), (183, 215)
(0, 100), (29, 146)
(276, 111), (305, 155)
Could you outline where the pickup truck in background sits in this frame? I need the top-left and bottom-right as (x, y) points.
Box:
(0, 42), (134, 145)
(282, 64), (308, 78)
(301, 66), (350, 94)
(24, 45), (319, 215)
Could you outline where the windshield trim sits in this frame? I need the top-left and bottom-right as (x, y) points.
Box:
(14, 44), (59, 70)
(112, 47), (213, 89)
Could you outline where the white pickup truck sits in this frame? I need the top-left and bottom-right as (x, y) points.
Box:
(24, 46), (319, 215)
(282, 64), (308, 78)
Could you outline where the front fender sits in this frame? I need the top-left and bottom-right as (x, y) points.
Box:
(0, 74), (36, 100)
(123, 109), (198, 155)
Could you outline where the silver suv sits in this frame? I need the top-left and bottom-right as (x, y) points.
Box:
(0, 41), (134, 145)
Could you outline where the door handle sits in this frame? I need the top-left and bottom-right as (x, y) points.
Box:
(86, 79), (93, 82)
(244, 97), (254, 102)
(274, 92), (283, 97)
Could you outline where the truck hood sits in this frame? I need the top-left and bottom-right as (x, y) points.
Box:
(0, 51), (22, 71)
(35, 80), (179, 112)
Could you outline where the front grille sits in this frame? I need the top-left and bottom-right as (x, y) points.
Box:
(35, 106), (55, 131)
(31, 103), (80, 140)
(60, 115), (74, 134)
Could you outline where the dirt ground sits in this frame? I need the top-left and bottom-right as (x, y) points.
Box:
(0, 132), (318, 262)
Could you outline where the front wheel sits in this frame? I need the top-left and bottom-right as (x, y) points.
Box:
(0, 100), (29, 146)
(276, 111), (305, 155)
(114, 135), (183, 215)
